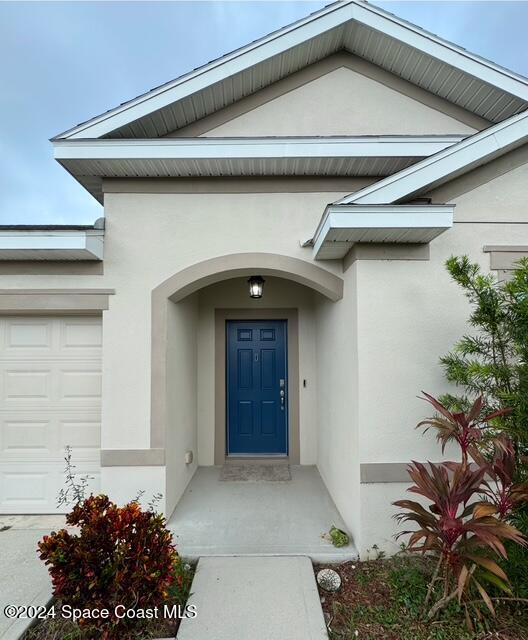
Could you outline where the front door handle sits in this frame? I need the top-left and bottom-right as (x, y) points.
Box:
(280, 388), (285, 410)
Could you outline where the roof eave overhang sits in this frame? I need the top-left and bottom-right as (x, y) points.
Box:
(312, 203), (454, 260)
(53, 135), (466, 202)
(0, 230), (104, 261)
(335, 110), (528, 205)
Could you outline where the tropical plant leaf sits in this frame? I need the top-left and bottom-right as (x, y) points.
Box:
(474, 580), (495, 616)
(465, 555), (509, 583)
(473, 503), (497, 519)
(475, 568), (511, 594)
(457, 564), (469, 602)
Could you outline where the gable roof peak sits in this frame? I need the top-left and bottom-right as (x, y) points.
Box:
(53, 0), (528, 141)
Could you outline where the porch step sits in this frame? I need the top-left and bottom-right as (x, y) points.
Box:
(168, 466), (359, 562)
(176, 556), (328, 640)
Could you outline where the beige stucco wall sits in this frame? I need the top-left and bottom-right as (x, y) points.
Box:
(351, 152), (528, 556)
(168, 53), (482, 137)
(0, 182), (349, 513)
(51, 184), (345, 511)
(198, 66), (476, 137)
(315, 262), (361, 547)
(165, 293), (199, 515)
(98, 188), (344, 455)
(427, 144), (528, 221)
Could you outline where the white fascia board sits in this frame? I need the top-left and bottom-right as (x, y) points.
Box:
(0, 231), (104, 261)
(53, 136), (464, 161)
(54, 2), (355, 140)
(336, 111), (528, 205)
(53, 0), (528, 141)
(312, 204), (454, 258)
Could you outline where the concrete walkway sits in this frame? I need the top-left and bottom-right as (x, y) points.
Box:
(0, 517), (63, 639)
(168, 466), (357, 561)
(177, 556), (328, 640)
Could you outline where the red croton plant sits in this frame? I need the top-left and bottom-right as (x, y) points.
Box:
(394, 393), (528, 624)
(38, 495), (178, 639)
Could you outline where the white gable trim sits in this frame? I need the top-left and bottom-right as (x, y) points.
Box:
(53, 2), (355, 140)
(335, 111), (528, 205)
(53, 1), (528, 140)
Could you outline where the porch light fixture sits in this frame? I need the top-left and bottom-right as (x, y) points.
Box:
(248, 275), (265, 299)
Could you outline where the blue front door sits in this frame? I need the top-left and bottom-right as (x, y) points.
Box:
(226, 320), (288, 456)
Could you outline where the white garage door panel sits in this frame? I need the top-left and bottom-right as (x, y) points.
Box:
(1, 462), (101, 511)
(0, 414), (101, 456)
(0, 317), (102, 513)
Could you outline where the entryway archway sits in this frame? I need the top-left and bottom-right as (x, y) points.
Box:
(150, 253), (343, 515)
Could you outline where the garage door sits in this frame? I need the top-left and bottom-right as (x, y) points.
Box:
(0, 316), (101, 513)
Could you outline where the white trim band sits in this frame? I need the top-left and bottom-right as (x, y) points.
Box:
(53, 136), (465, 161)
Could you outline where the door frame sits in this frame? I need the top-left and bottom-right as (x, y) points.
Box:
(214, 309), (300, 464)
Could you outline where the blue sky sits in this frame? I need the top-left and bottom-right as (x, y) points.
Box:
(1, 1), (527, 225)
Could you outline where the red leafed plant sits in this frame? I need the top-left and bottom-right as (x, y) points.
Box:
(394, 394), (528, 624)
(480, 435), (528, 519)
(38, 494), (178, 639)
(417, 392), (512, 464)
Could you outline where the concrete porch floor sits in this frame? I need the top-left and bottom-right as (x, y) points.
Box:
(167, 465), (358, 562)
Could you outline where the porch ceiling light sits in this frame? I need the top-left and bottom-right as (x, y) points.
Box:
(248, 275), (265, 299)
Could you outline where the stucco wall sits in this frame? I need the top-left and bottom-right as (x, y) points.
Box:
(165, 293), (199, 515)
(315, 262), (361, 547)
(199, 66), (476, 137)
(168, 53), (482, 137)
(98, 188), (344, 456)
(100, 185), (346, 512)
(353, 153), (528, 556)
(0, 182), (349, 513)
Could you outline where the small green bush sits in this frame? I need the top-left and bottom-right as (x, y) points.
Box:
(329, 526), (349, 548)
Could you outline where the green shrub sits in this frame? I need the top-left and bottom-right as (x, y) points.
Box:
(438, 256), (528, 608)
(501, 505), (528, 599)
(329, 526), (349, 547)
(440, 255), (528, 458)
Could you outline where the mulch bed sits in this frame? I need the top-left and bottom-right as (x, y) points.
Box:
(22, 565), (195, 640)
(314, 557), (528, 640)
(22, 613), (183, 640)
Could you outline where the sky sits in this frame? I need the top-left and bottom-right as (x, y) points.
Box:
(0, 1), (527, 226)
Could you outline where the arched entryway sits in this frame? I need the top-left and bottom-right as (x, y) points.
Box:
(153, 252), (343, 304)
(150, 253), (343, 513)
